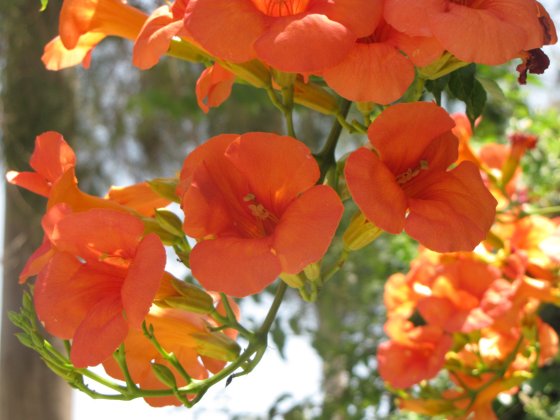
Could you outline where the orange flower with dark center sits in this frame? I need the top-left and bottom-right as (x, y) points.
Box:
(183, 0), (383, 73)
(344, 102), (497, 252)
(178, 132), (343, 297)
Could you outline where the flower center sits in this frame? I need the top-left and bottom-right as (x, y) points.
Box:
(242, 193), (279, 237)
(250, 0), (310, 17)
(396, 160), (429, 185)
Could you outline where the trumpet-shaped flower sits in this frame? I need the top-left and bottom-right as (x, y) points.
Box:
(378, 318), (452, 389)
(183, 0), (383, 73)
(42, 0), (147, 70)
(344, 102), (497, 252)
(6, 132), (76, 197)
(384, 0), (555, 66)
(33, 206), (166, 367)
(323, 21), (443, 104)
(178, 132), (343, 297)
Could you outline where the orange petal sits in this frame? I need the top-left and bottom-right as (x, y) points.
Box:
(106, 182), (170, 216)
(34, 252), (86, 338)
(52, 209), (145, 268)
(377, 333), (452, 388)
(6, 171), (50, 197)
(190, 237), (281, 297)
(367, 102), (455, 175)
(321, 0), (383, 38)
(383, 0), (437, 37)
(323, 42), (415, 104)
(121, 233), (166, 329)
(132, 6), (184, 70)
(178, 133), (239, 192)
(70, 296), (128, 367)
(254, 13), (354, 72)
(195, 63), (236, 113)
(405, 162), (497, 252)
(19, 238), (54, 283)
(225, 132), (319, 214)
(345, 147), (407, 234)
(42, 33), (105, 70)
(184, 0), (263, 62)
(30, 131), (76, 183)
(273, 185), (343, 274)
(429, 0), (532, 65)
(389, 30), (444, 67)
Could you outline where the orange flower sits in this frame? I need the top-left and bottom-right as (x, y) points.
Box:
(33, 206), (166, 367)
(415, 259), (514, 333)
(6, 132), (76, 197)
(184, 0), (383, 73)
(42, 0), (147, 70)
(6, 131), (170, 215)
(378, 318), (452, 388)
(178, 133), (343, 297)
(195, 63), (236, 113)
(384, 0), (553, 65)
(132, 0), (194, 70)
(344, 102), (497, 252)
(102, 277), (240, 407)
(323, 20), (443, 104)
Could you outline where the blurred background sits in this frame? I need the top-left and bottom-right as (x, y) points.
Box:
(1, 1), (559, 419)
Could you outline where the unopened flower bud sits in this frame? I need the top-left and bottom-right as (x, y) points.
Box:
(343, 212), (383, 251)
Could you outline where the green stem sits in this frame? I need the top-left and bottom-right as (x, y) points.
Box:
(317, 99), (352, 181)
(282, 85), (296, 138)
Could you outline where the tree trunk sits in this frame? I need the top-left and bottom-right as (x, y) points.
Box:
(1, 1), (75, 419)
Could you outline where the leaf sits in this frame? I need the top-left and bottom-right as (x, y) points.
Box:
(425, 75), (450, 106)
(477, 76), (506, 102)
(39, 0), (48, 11)
(271, 320), (286, 360)
(448, 64), (487, 125)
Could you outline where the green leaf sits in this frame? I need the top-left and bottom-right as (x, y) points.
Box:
(39, 0), (48, 11)
(425, 74), (450, 106)
(448, 64), (487, 125)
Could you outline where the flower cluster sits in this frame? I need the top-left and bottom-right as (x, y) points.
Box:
(377, 118), (560, 419)
(5, 0), (559, 412)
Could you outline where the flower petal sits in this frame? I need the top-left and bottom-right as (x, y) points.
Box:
(323, 42), (415, 104)
(52, 209), (145, 270)
(345, 147), (407, 234)
(195, 64), (236, 113)
(184, 0), (263, 62)
(321, 0), (383, 38)
(133, 6), (184, 70)
(367, 102), (455, 175)
(273, 185), (343, 274)
(42, 33), (105, 70)
(405, 162), (497, 252)
(30, 131), (76, 183)
(121, 233), (166, 328)
(254, 13), (355, 73)
(225, 132), (319, 214)
(190, 237), (280, 297)
(70, 296), (128, 367)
